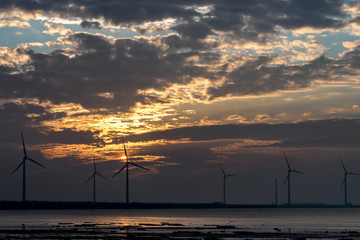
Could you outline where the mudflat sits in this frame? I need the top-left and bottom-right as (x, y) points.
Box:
(0, 223), (359, 239)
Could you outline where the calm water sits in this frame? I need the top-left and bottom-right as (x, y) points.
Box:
(0, 208), (359, 232)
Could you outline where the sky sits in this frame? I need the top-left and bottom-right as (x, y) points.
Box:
(0, 0), (360, 205)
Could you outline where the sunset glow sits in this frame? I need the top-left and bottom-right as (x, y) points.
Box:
(1, 0), (360, 204)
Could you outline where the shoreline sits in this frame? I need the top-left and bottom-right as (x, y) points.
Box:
(0, 223), (359, 239)
(0, 201), (357, 210)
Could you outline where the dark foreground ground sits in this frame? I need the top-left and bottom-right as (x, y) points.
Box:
(1, 223), (359, 240)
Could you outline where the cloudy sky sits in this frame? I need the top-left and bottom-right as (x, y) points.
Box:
(0, 0), (360, 204)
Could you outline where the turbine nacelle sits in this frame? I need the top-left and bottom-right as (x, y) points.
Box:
(340, 158), (360, 188)
(225, 174), (235, 178)
(283, 152), (304, 185)
(112, 140), (149, 179)
(85, 159), (109, 183)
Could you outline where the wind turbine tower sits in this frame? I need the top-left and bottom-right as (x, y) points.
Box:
(86, 159), (109, 203)
(275, 178), (278, 205)
(112, 140), (149, 204)
(218, 163), (235, 205)
(283, 152), (303, 205)
(340, 158), (360, 206)
(11, 131), (46, 203)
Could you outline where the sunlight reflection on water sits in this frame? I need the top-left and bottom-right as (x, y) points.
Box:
(1, 208), (360, 232)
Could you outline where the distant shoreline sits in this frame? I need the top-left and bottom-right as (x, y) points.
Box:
(0, 201), (358, 210)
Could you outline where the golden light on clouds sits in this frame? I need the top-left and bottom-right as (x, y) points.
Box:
(0, 0), (359, 171)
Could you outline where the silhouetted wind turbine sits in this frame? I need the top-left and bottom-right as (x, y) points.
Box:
(11, 131), (46, 203)
(283, 152), (303, 205)
(86, 159), (109, 203)
(112, 140), (149, 204)
(340, 158), (360, 206)
(218, 163), (235, 205)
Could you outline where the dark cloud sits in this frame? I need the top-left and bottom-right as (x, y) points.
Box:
(340, 45), (360, 70)
(0, 102), (102, 145)
(206, 54), (356, 99)
(80, 20), (102, 29)
(1, 0), (348, 39)
(172, 21), (213, 40)
(103, 118), (360, 204)
(201, 0), (345, 39)
(0, 33), (207, 109)
(162, 34), (217, 50)
(1, 37), (359, 110)
(126, 118), (360, 148)
(0, 1), (356, 110)
(1, 34), (359, 111)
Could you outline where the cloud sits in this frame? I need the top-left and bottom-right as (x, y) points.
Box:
(0, 102), (103, 145)
(1, 32), (359, 111)
(1, 0), (349, 39)
(0, 46), (31, 68)
(172, 21), (213, 40)
(206, 50), (359, 100)
(343, 40), (360, 49)
(43, 22), (72, 35)
(80, 20), (102, 29)
(0, 20), (30, 28)
(0, 32), (208, 109)
(126, 118), (360, 148)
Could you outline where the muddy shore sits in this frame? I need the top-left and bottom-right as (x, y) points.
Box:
(0, 223), (359, 239)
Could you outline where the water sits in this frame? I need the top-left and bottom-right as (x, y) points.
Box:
(0, 208), (359, 232)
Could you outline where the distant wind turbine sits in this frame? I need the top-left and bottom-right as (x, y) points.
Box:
(11, 131), (46, 203)
(218, 162), (235, 205)
(283, 152), (303, 205)
(86, 159), (109, 203)
(112, 140), (149, 204)
(340, 158), (360, 206)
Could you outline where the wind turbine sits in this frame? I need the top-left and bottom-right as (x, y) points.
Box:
(11, 131), (46, 203)
(283, 152), (303, 205)
(340, 158), (360, 206)
(85, 159), (109, 203)
(112, 140), (149, 204)
(218, 163), (235, 205)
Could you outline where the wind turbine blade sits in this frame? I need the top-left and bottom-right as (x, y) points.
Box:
(283, 175), (289, 186)
(85, 174), (94, 183)
(218, 162), (225, 175)
(11, 161), (24, 175)
(129, 162), (149, 170)
(96, 172), (109, 181)
(283, 152), (290, 169)
(26, 158), (46, 169)
(93, 159), (97, 171)
(348, 172), (360, 176)
(122, 139), (129, 160)
(341, 178), (345, 188)
(21, 131), (27, 157)
(112, 164), (127, 179)
(340, 158), (347, 173)
(291, 169), (304, 174)
(226, 174), (235, 177)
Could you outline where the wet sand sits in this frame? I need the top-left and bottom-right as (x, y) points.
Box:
(0, 222), (359, 239)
